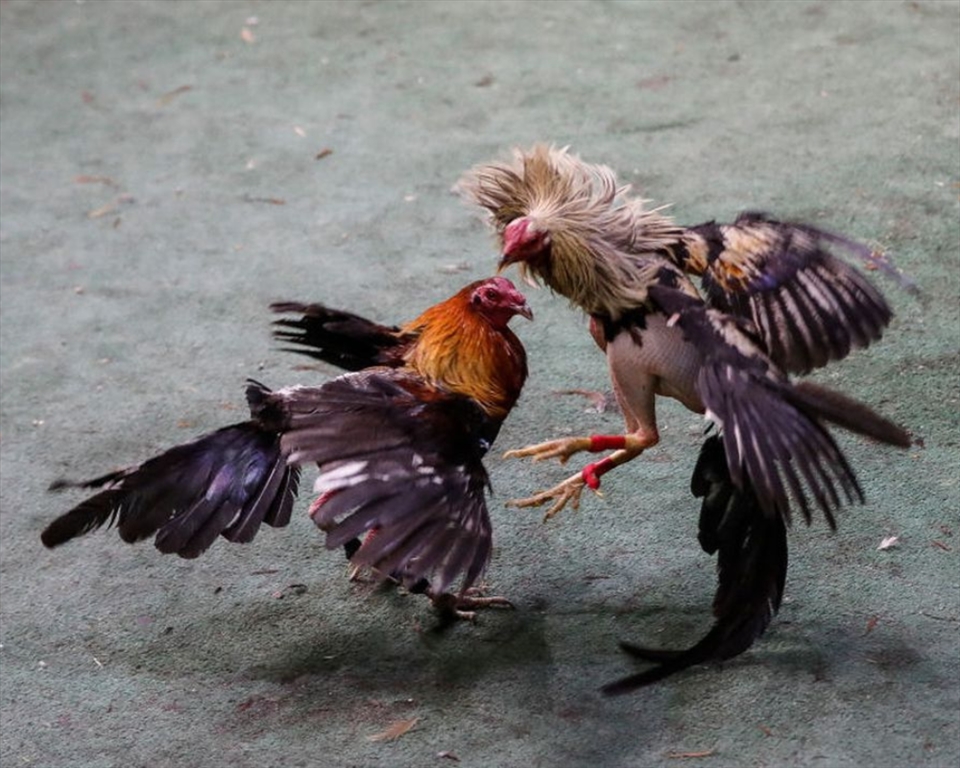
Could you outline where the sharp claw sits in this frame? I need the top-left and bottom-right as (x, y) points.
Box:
(507, 472), (590, 521)
(543, 500), (565, 522)
(505, 495), (540, 510)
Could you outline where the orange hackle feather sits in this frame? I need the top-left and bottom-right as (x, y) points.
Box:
(401, 283), (527, 420)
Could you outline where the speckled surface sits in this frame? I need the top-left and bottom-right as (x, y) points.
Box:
(1, 2), (958, 766)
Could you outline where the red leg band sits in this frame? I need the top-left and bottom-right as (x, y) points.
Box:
(582, 456), (617, 490)
(589, 435), (627, 452)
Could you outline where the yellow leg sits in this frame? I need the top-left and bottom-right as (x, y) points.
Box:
(504, 435), (654, 521)
(503, 436), (595, 464)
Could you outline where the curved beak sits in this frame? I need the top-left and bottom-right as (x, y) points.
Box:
(504, 288), (533, 321)
(498, 249), (524, 273)
(515, 298), (534, 321)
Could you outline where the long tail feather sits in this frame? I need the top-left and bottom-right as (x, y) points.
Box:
(788, 380), (912, 448)
(603, 435), (788, 694)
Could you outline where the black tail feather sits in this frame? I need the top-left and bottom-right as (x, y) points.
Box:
(603, 435), (788, 694)
(270, 301), (406, 371)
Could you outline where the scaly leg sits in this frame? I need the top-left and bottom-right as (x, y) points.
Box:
(505, 434), (656, 520)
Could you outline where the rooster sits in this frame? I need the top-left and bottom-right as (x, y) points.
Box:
(458, 144), (911, 686)
(41, 277), (532, 619)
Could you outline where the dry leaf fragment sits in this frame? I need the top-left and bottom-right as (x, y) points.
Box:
(877, 536), (899, 550)
(932, 540), (952, 551)
(437, 262), (471, 274)
(241, 27), (256, 44)
(87, 202), (117, 219)
(637, 74), (674, 90)
(315, 148), (333, 160)
(87, 194), (135, 219)
(157, 85), (193, 107)
(240, 194), (286, 205)
(368, 717), (419, 742)
(273, 583), (308, 599)
(75, 175), (118, 187)
(864, 615), (879, 635)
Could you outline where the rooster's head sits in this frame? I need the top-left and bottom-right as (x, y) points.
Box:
(501, 217), (552, 271)
(469, 276), (533, 327)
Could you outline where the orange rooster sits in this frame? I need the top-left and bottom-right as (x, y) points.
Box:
(458, 145), (911, 688)
(42, 277), (531, 619)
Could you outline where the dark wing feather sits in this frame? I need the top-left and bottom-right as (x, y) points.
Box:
(42, 389), (301, 557)
(270, 301), (410, 371)
(685, 213), (893, 375)
(648, 285), (906, 526)
(269, 370), (497, 595)
(603, 434), (788, 694)
(604, 379), (906, 694)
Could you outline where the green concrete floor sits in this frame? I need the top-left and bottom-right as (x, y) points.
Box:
(1, 1), (958, 766)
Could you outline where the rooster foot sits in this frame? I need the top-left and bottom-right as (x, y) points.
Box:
(429, 587), (514, 622)
(347, 563), (380, 583)
(504, 436), (593, 465)
(506, 472), (597, 522)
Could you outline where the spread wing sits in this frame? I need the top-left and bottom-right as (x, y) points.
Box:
(273, 370), (498, 596)
(676, 212), (893, 374)
(648, 285), (908, 527)
(42, 418), (301, 559)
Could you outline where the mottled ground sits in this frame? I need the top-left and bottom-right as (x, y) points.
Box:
(1, 2), (957, 767)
